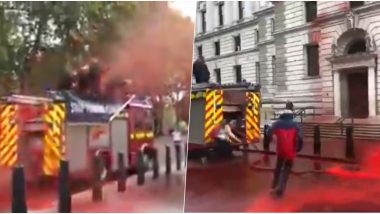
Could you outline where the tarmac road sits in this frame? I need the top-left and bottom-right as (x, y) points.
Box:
(185, 138), (380, 212)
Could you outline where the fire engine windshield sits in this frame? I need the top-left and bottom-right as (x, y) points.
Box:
(134, 108), (154, 131)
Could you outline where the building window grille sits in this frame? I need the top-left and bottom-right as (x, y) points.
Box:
(305, 1), (317, 23)
(234, 35), (241, 52)
(201, 10), (206, 32)
(272, 55), (276, 84)
(255, 62), (260, 84)
(234, 65), (242, 83)
(238, 1), (244, 20)
(306, 44), (320, 76)
(214, 68), (221, 83)
(214, 40), (220, 56)
(197, 45), (203, 58)
(218, 2), (224, 26)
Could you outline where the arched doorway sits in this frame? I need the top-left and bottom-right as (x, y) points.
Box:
(330, 28), (377, 118)
(343, 38), (368, 118)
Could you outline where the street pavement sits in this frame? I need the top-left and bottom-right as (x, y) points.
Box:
(0, 136), (186, 213)
(185, 137), (380, 212)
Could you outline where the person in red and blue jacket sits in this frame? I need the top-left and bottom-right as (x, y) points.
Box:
(268, 109), (303, 197)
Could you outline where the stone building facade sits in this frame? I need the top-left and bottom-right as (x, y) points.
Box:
(194, 1), (380, 119)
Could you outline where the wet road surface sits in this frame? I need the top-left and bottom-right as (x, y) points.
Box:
(185, 138), (380, 212)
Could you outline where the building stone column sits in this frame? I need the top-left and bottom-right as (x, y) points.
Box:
(196, 11), (202, 34)
(333, 70), (341, 117)
(244, 1), (253, 19)
(225, 1), (234, 25)
(206, 1), (215, 32)
(368, 66), (376, 116)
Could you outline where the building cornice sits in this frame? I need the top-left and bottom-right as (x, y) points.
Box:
(273, 2), (380, 36)
(195, 2), (380, 42)
(258, 38), (274, 46)
(195, 19), (258, 42)
(252, 6), (274, 17)
(205, 47), (259, 62)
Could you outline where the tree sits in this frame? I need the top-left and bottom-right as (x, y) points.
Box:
(0, 1), (137, 95)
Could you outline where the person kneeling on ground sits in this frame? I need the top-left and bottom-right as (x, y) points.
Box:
(268, 109), (303, 197)
(211, 119), (242, 158)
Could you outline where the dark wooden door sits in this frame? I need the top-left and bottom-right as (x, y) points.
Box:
(347, 71), (368, 118)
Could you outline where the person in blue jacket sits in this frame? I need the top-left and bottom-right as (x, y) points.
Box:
(268, 109), (303, 197)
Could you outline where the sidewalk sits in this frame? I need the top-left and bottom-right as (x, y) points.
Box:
(32, 167), (185, 213)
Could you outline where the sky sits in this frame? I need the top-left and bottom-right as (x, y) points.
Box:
(168, 1), (196, 22)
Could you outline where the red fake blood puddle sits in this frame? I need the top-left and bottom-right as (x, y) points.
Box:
(247, 146), (380, 212)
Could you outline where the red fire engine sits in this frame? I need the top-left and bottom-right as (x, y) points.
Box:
(0, 91), (155, 183)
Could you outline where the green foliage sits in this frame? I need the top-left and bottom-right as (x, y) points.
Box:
(0, 1), (137, 95)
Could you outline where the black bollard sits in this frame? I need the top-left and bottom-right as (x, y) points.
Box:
(152, 148), (159, 179)
(345, 126), (355, 159)
(92, 155), (103, 202)
(11, 166), (27, 213)
(58, 160), (71, 213)
(165, 145), (172, 175)
(313, 125), (321, 156)
(137, 150), (145, 186)
(263, 125), (270, 152)
(175, 144), (181, 171)
(117, 153), (126, 192)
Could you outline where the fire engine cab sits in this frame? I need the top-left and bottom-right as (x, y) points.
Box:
(0, 90), (155, 183)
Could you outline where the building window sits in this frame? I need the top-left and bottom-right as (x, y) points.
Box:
(255, 62), (260, 84)
(270, 18), (275, 34)
(214, 68), (221, 83)
(197, 45), (203, 58)
(349, 1), (364, 8)
(218, 2), (224, 26)
(234, 35), (241, 52)
(272, 56), (276, 84)
(201, 10), (206, 33)
(306, 44), (320, 76)
(238, 1), (244, 20)
(234, 65), (242, 83)
(214, 40), (220, 56)
(255, 29), (259, 44)
(305, 1), (317, 23)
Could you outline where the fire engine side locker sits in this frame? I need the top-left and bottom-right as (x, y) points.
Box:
(65, 123), (88, 175)
(188, 96), (206, 145)
(109, 116), (128, 171)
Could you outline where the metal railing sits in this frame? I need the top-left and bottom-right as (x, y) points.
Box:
(336, 117), (354, 135)
(264, 106), (317, 123)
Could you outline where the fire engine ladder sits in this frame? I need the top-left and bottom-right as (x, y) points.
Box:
(109, 95), (136, 122)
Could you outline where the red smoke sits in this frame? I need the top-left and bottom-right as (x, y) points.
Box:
(103, 4), (194, 98)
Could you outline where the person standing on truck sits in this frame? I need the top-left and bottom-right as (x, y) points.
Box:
(192, 56), (210, 83)
(268, 109), (303, 197)
(211, 119), (242, 158)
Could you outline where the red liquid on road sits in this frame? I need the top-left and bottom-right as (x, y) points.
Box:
(247, 146), (380, 212)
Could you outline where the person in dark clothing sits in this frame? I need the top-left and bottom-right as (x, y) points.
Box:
(192, 56), (210, 83)
(268, 109), (303, 197)
(211, 120), (242, 158)
(285, 100), (294, 112)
